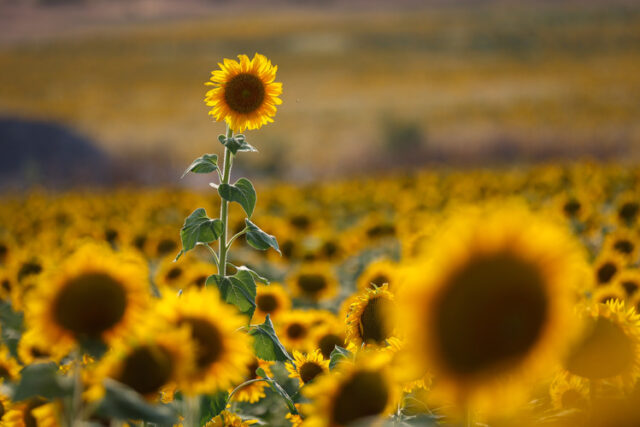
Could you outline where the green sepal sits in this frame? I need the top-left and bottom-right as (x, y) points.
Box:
(96, 379), (177, 425)
(329, 345), (353, 370)
(175, 208), (223, 261)
(248, 314), (293, 362)
(206, 270), (257, 319)
(219, 134), (258, 155)
(245, 219), (280, 254)
(12, 362), (73, 401)
(218, 178), (257, 217)
(199, 390), (229, 425)
(181, 153), (218, 178)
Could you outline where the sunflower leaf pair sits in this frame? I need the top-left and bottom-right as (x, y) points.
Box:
(175, 208), (223, 261)
(218, 134), (258, 155)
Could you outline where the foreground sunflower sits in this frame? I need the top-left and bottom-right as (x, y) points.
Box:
(205, 53), (282, 132)
(302, 351), (399, 427)
(398, 205), (586, 414)
(156, 287), (253, 395)
(25, 243), (149, 352)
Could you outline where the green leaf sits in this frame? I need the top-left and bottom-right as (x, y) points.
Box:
(221, 134), (258, 155)
(218, 178), (257, 217)
(231, 265), (270, 285)
(97, 379), (177, 425)
(199, 390), (229, 425)
(176, 208), (223, 261)
(245, 219), (280, 254)
(329, 345), (353, 370)
(264, 377), (298, 415)
(13, 362), (73, 401)
(248, 315), (293, 362)
(181, 154), (218, 178)
(206, 270), (256, 319)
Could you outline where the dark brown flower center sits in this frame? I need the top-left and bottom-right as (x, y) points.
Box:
(179, 316), (223, 368)
(359, 297), (393, 344)
(331, 371), (389, 425)
(18, 261), (42, 282)
(433, 252), (548, 377)
(286, 322), (307, 340)
(596, 262), (617, 285)
(157, 239), (177, 256)
(166, 267), (183, 281)
(256, 294), (278, 313)
(318, 333), (344, 359)
(117, 345), (173, 395)
(224, 73), (265, 114)
(299, 361), (324, 384)
(563, 199), (581, 217)
(53, 272), (127, 339)
(619, 202), (639, 223)
(566, 317), (635, 379)
(622, 280), (639, 297)
(297, 274), (327, 297)
(613, 239), (634, 255)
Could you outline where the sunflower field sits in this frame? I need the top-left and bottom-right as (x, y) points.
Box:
(1, 14), (640, 424)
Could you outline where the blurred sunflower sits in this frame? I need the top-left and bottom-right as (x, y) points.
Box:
(398, 206), (585, 413)
(310, 321), (346, 360)
(2, 399), (60, 427)
(593, 251), (626, 287)
(302, 351), (399, 427)
(205, 410), (257, 427)
(345, 284), (396, 348)
(94, 323), (195, 399)
(230, 357), (274, 403)
(565, 300), (640, 389)
(205, 53), (282, 132)
(603, 229), (639, 263)
(356, 258), (399, 292)
(253, 283), (291, 324)
(286, 350), (329, 386)
(156, 287), (253, 395)
(0, 346), (20, 383)
(17, 329), (67, 365)
(549, 371), (590, 411)
(286, 263), (338, 302)
(276, 310), (315, 352)
(25, 243), (150, 351)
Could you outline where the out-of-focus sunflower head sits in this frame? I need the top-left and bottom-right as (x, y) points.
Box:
(286, 263), (339, 303)
(345, 284), (397, 348)
(356, 258), (399, 292)
(276, 310), (316, 353)
(253, 283), (291, 324)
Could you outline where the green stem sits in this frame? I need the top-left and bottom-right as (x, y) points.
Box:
(71, 350), (83, 427)
(218, 126), (234, 276)
(226, 227), (248, 252)
(226, 378), (270, 405)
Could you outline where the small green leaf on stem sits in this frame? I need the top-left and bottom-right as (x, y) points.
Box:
(245, 219), (280, 254)
(206, 270), (257, 319)
(329, 345), (353, 370)
(218, 178), (257, 217)
(248, 315), (293, 362)
(176, 208), (223, 261)
(181, 154), (218, 178)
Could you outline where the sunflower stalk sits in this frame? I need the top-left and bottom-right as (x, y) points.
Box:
(217, 125), (234, 277)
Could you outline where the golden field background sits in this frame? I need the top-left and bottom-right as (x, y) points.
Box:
(1, 2), (640, 183)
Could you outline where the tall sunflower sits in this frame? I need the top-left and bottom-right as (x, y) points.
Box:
(25, 243), (150, 352)
(205, 53), (282, 132)
(397, 205), (585, 414)
(156, 287), (253, 395)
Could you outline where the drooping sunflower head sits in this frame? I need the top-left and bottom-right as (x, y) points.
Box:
(302, 350), (399, 427)
(156, 287), (253, 395)
(549, 371), (590, 411)
(398, 205), (586, 413)
(345, 284), (396, 348)
(565, 300), (640, 389)
(286, 350), (330, 386)
(253, 283), (291, 324)
(286, 263), (338, 302)
(25, 242), (150, 352)
(205, 53), (282, 132)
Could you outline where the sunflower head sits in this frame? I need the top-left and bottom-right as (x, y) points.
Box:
(205, 53), (282, 132)
(25, 242), (150, 352)
(398, 205), (586, 413)
(302, 350), (399, 427)
(286, 350), (330, 386)
(156, 287), (253, 395)
(345, 284), (396, 348)
(286, 263), (338, 302)
(253, 283), (291, 324)
(231, 357), (274, 403)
